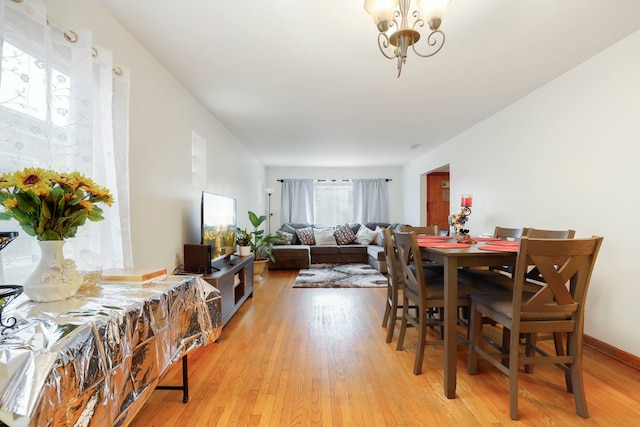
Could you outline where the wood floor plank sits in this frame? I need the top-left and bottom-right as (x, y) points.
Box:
(130, 269), (640, 426)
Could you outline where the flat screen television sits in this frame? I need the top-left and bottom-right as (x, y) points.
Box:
(201, 191), (237, 263)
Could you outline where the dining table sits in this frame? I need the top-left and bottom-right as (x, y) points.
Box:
(417, 236), (519, 399)
(0, 275), (222, 427)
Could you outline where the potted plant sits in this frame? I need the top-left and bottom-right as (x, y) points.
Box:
(235, 227), (252, 256)
(246, 210), (283, 280)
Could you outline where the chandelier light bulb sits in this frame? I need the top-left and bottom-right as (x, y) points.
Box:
(417, 0), (450, 30)
(364, 0), (399, 32)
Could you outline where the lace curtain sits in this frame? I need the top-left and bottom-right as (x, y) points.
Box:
(0, 0), (132, 284)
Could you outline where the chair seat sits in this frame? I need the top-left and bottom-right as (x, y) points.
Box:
(470, 291), (574, 321)
(425, 280), (479, 300)
(459, 268), (544, 293)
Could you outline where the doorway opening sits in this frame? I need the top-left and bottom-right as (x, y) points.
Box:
(424, 166), (450, 231)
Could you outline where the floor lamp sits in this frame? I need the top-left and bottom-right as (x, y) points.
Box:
(266, 188), (274, 234)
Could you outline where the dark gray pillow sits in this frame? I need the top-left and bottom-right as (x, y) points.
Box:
(334, 223), (357, 245)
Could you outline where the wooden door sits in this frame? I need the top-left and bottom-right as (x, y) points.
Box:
(426, 172), (450, 231)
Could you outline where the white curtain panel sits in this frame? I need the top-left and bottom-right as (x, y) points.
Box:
(91, 45), (133, 269)
(352, 179), (390, 223)
(281, 179), (314, 224)
(0, 1), (132, 282)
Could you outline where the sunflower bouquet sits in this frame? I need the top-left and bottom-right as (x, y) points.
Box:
(0, 167), (113, 240)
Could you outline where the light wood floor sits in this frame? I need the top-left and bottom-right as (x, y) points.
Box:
(130, 269), (640, 426)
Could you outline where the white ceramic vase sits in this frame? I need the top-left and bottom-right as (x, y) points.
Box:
(239, 246), (251, 256)
(23, 240), (83, 302)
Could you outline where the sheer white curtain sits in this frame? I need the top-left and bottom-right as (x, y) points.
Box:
(352, 179), (390, 223)
(281, 179), (314, 223)
(0, 0), (132, 283)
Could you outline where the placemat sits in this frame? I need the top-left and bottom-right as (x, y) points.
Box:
(479, 245), (519, 252)
(485, 240), (519, 246)
(419, 242), (472, 249)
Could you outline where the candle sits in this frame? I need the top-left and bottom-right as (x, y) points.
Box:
(461, 194), (473, 207)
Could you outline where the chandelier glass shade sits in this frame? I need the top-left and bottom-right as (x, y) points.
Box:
(364, 0), (450, 77)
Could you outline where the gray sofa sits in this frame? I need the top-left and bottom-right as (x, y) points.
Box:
(268, 222), (407, 272)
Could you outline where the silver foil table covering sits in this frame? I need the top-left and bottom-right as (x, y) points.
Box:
(0, 275), (222, 427)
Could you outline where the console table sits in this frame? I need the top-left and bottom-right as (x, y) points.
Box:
(0, 275), (222, 427)
(204, 254), (254, 326)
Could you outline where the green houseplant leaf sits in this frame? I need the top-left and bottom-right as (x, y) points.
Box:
(245, 210), (283, 262)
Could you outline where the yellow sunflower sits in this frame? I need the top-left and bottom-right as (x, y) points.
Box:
(2, 198), (18, 210)
(11, 167), (52, 197)
(78, 200), (94, 212)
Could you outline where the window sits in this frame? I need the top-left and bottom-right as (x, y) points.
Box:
(313, 181), (352, 226)
(0, 1), (132, 284)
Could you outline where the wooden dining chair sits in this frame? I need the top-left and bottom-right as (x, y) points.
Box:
(463, 227), (578, 366)
(394, 231), (478, 375)
(381, 228), (411, 343)
(460, 227), (575, 292)
(458, 226), (525, 290)
(403, 225), (445, 277)
(467, 236), (603, 420)
(403, 225), (439, 235)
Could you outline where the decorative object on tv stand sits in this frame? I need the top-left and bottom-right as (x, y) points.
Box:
(0, 167), (113, 302)
(364, 0), (451, 77)
(246, 210), (283, 281)
(235, 227), (252, 256)
(448, 193), (473, 239)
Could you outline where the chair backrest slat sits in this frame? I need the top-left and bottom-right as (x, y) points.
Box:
(494, 226), (525, 240)
(514, 236), (603, 318)
(394, 231), (425, 300)
(382, 228), (403, 286)
(403, 225), (439, 236)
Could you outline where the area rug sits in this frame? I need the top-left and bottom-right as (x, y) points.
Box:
(293, 263), (388, 288)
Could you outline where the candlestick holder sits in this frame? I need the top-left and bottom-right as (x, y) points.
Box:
(448, 194), (473, 239)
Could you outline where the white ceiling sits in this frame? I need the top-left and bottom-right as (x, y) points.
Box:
(98, 0), (640, 168)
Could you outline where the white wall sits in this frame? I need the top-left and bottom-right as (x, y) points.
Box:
(44, 0), (266, 271)
(266, 167), (404, 230)
(404, 30), (640, 356)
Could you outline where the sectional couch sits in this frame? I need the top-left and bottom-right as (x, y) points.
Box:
(268, 222), (407, 272)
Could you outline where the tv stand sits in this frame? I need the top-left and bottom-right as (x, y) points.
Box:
(204, 254), (254, 327)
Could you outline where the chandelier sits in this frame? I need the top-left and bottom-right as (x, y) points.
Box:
(364, 0), (450, 77)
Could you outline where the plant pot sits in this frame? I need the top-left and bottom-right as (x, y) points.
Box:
(253, 259), (268, 281)
(239, 246), (251, 256)
(23, 240), (83, 302)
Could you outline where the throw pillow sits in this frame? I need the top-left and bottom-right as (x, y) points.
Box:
(314, 227), (337, 245)
(296, 227), (316, 245)
(276, 229), (294, 245)
(355, 224), (377, 245)
(373, 226), (385, 245)
(334, 223), (357, 245)
(282, 224), (301, 244)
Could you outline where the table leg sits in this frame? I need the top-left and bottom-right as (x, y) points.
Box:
(444, 258), (459, 399)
